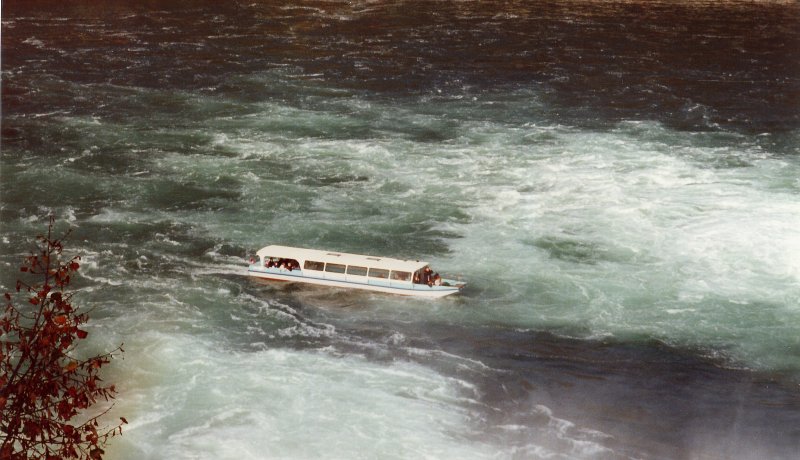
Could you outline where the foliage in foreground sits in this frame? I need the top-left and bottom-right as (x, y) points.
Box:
(1, 218), (126, 460)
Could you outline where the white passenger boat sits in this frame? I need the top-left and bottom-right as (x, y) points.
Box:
(248, 245), (465, 298)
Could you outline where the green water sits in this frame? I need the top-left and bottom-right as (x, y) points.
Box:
(3, 1), (800, 458)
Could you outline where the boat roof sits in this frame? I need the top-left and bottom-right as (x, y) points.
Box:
(256, 245), (429, 273)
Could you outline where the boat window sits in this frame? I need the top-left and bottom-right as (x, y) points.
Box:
(368, 268), (389, 279)
(304, 260), (325, 271)
(347, 265), (368, 276)
(390, 271), (411, 282)
(325, 263), (346, 274)
(265, 257), (299, 270)
(282, 259), (300, 270)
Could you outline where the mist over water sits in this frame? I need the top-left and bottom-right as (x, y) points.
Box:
(2, 1), (800, 459)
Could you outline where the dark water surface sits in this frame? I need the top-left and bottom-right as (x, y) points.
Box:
(3, 1), (800, 459)
(4, 0), (799, 133)
(299, 300), (800, 459)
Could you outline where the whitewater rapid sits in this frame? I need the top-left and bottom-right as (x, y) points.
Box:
(3, 1), (800, 458)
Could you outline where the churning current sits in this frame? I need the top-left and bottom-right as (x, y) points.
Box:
(2, 1), (799, 459)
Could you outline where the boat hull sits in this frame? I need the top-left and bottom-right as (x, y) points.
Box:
(248, 266), (463, 298)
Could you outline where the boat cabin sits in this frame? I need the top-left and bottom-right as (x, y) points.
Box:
(248, 245), (464, 298)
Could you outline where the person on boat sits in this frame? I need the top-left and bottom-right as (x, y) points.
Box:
(421, 266), (433, 286)
(266, 258), (275, 268)
(433, 273), (442, 286)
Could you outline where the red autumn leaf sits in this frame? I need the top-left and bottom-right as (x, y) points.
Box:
(58, 400), (73, 419)
(64, 361), (78, 373)
(24, 420), (41, 437)
(76, 329), (88, 339)
(54, 315), (67, 325)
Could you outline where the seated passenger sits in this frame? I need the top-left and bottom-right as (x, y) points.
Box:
(422, 266), (433, 286)
(433, 273), (442, 286)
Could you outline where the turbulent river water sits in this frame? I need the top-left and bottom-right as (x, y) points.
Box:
(2, 1), (800, 459)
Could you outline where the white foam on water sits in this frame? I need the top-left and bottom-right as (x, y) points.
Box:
(6, 74), (797, 459)
(436, 121), (800, 373)
(192, 98), (800, 375)
(106, 332), (501, 460)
